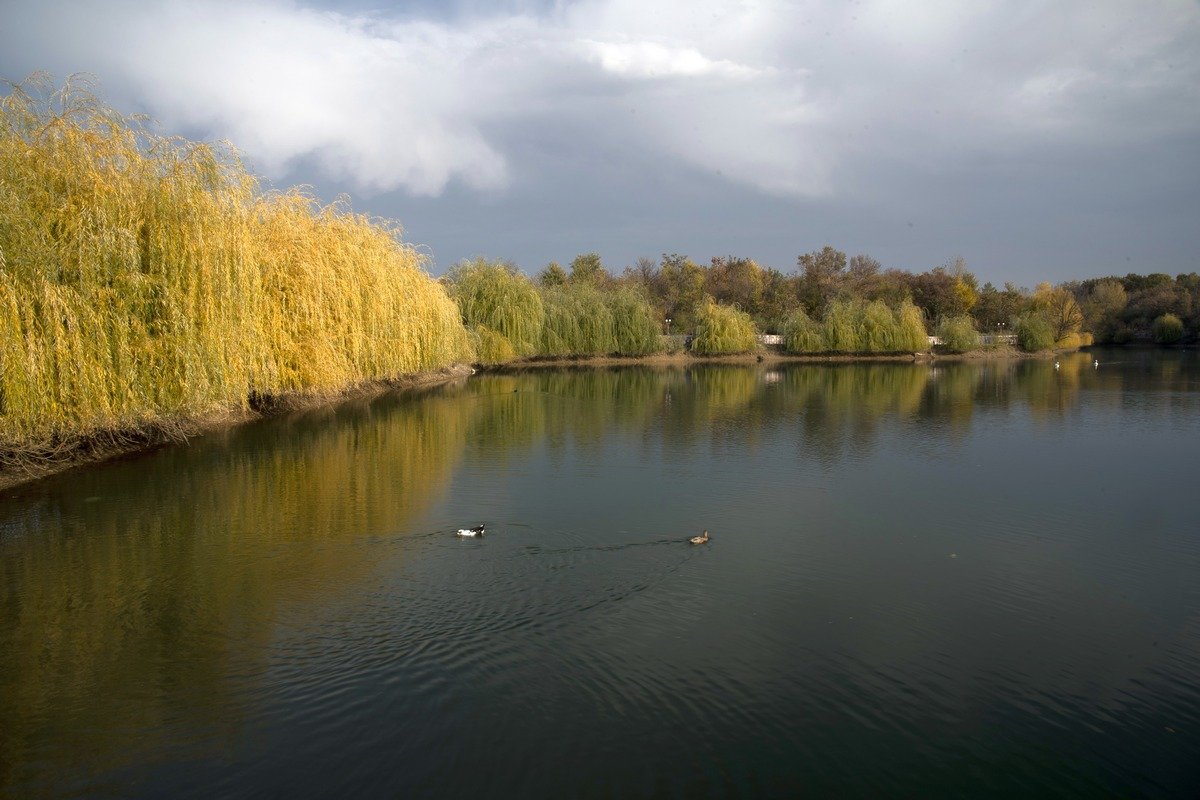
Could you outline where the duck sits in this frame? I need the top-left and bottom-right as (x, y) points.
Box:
(456, 524), (486, 537)
(1054, 360), (1060, 370)
(1094, 359), (1099, 368)
(689, 530), (710, 545)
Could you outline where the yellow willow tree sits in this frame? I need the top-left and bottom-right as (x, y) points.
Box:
(0, 75), (469, 457)
(1031, 282), (1085, 346)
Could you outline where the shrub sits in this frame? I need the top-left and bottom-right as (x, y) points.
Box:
(1153, 313), (1184, 344)
(1015, 313), (1055, 351)
(692, 301), (757, 354)
(937, 316), (981, 353)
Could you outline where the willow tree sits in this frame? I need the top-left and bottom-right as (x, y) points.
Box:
(0, 75), (469, 458)
(782, 308), (823, 353)
(1031, 282), (1084, 344)
(692, 300), (757, 354)
(445, 258), (544, 358)
(607, 287), (664, 356)
(539, 284), (614, 356)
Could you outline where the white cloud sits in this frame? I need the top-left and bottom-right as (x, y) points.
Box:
(583, 40), (762, 79)
(2, 0), (1197, 200)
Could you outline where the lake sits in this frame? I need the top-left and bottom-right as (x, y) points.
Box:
(2, 349), (1198, 798)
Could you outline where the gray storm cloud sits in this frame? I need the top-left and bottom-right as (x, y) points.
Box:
(2, 0), (1199, 282)
(4, 0), (1195, 200)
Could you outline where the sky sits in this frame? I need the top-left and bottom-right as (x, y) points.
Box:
(2, 0), (1198, 286)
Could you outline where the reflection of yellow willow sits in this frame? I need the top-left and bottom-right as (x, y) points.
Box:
(923, 364), (982, 430)
(689, 367), (760, 419)
(539, 370), (662, 448)
(786, 365), (927, 418)
(462, 370), (664, 461)
(476, 365), (938, 461)
(782, 365), (929, 462)
(1021, 357), (1082, 419)
(0, 390), (469, 793)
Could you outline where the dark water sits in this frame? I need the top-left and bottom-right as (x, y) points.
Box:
(2, 349), (1199, 798)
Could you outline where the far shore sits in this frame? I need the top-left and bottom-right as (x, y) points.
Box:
(479, 343), (1069, 371)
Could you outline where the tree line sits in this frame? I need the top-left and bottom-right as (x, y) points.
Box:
(448, 246), (1198, 358)
(1064, 273), (1200, 345)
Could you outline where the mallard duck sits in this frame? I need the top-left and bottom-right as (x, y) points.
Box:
(689, 530), (709, 545)
(456, 524), (485, 537)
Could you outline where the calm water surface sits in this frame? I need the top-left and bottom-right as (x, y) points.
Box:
(2, 349), (1199, 798)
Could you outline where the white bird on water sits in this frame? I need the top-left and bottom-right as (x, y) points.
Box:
(456, 524), (485, 537)
(1054, 361), (1060, 370)
(689, 530), (710, 545)
(1094, 359), (1099, 368)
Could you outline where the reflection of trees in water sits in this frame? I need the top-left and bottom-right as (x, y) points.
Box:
(784, 365), (928, 464)
(658, 367), (765, 451)
(917, 364), (983, 432)
(468, 364), (933, 464)
(458, 369), (664, 463)
(1018, 358), (1083, 419)
(4, 353), (1156, 792)
(459, 360), (1088, 468)
(0, 390), (470, 793)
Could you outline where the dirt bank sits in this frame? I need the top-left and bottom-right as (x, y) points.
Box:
(0, 365), (474, 492)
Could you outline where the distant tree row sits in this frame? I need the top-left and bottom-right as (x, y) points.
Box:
(1064, 273), (1200, 344)
(446, 248), (1195, 360)
(444, 258), (663, 363)
(539, 248), (1097, 350)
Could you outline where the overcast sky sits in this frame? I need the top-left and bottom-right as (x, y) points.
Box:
(2, 0), (1198, 285)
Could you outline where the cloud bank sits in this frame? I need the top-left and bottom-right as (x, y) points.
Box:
(4, 0), (1196, 201)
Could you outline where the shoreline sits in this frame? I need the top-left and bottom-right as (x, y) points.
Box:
(0, 365), (474, 493)
(480, 343), (1065, 371)
(0, 345), (1083, 492)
